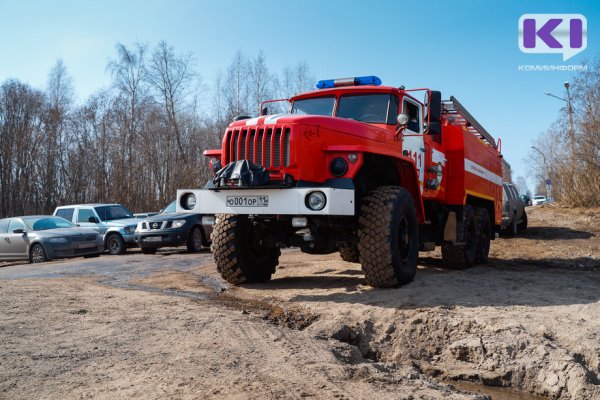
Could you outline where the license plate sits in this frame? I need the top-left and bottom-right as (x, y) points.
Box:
(144, 236), (162, 242)
(226, 195), (269, 207)
(78, 243), (96, 249)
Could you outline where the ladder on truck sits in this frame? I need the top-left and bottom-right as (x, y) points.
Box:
(441, 96), (497, 149)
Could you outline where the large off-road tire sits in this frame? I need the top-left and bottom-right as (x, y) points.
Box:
(29, 243), (48, 263)
(212, 214), (280, 284)
(339, 244), (359, 263)
(106, 233), (126, 255)
(441, 205), (477, 269)
(186, 226), (204, 253)
(518, 211), (528, 232)
(358, 186), (419, 288)
(475, 208), (491, 264)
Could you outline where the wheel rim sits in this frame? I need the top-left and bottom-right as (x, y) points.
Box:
(192, 228), (203, 249)
(31, 245), (44, 263)
(109, 237), (120, 253)
(397, 215), (411, 262)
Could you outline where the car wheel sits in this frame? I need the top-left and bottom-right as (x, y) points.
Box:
(30, 243), (48, 263)
(186, 226), (204, 253)
(106, 233), (126, 255)
(518, 211), (528, 232)
(508, 214), (518, 236)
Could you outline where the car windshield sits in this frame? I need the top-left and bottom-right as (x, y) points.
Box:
(23, 216), (75, 231)
(161, 201), (176, 214)
(337, 94), (398, 124)
(95, 205), (133, 221)
(291, 97), (335, 116)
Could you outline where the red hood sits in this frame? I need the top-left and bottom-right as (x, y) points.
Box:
(229, 114), (388, 143)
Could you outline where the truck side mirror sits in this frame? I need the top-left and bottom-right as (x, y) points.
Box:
(260, 106), (268, 116)
(428, 121), (441, 135)
(88, 216), (99, 224)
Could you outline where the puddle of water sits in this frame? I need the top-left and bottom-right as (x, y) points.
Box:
(445, 380), (549, 400)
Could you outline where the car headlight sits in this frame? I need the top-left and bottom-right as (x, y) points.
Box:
(124, 226), (136, 234)
(305, 191), (327, 211)
(48, 237), (69, 244)
(171, 219), (186, 228)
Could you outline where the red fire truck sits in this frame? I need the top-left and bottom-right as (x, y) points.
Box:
(177, 76), (503, 288)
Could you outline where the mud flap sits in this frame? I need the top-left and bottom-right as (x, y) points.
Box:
(444, 211), (457, 242)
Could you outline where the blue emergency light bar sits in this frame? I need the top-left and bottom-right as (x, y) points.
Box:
(316, 75), (382, 89)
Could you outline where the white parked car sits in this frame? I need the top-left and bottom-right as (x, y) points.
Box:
(532, 196), (547, 206)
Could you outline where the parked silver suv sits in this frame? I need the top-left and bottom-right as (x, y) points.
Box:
(53, 204), (139, 255)
(502, 183), (528, 236)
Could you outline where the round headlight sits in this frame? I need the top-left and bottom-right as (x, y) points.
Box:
(184, 194), (197, 210)
(329, 157), (348, 177)
(397, 113), (410, 125)
(306, 191), (327, 211)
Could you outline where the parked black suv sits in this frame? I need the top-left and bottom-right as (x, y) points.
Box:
(134, 201), (212, 254)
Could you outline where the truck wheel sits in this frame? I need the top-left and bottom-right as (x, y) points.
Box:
(518, 212), (528, 232)
(475, 208), (491, 264)
(186, 226), (204, 253)
(339, 244), (359, 263)
(106, 233), (126, 255)
(358, 186), (419, 288)
(508, 213), (518, 236)
(212, 214), (280, 284)
(441, 205), (477, 269)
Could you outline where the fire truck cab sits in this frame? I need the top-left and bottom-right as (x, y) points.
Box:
(178, 76), (503, 288)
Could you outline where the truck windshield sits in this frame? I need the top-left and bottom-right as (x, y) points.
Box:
(95, 205), (133, 221)
(337, 94), (398, 124)
(291, 97), (335, 116)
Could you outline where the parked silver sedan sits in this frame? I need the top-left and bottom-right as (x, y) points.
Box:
(0, 216), (103, 263)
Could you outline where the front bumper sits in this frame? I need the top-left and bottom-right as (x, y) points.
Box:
(45, 242), (104, 259)
(134, 227), (191, 248)
(122, 233), (137, 244)
(176, 187), (355, 216)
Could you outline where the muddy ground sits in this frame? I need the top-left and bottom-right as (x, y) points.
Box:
(1, 204), (599, 399)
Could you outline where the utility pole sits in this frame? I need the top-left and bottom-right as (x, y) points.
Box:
(544, 82), (576, 166)
(531, 146), (551, 198)
(564, 81), (576, 166)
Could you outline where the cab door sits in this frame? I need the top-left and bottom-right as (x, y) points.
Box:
(401, 97), (425, 193)
(1, 218), (29, 259)
(76, 208), (105, 235)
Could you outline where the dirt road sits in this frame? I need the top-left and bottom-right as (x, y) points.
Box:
(1, 204), (599, 399)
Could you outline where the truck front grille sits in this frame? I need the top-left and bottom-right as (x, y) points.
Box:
(224, 127), (291, 170)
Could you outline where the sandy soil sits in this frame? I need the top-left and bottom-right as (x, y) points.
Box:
(1, 204), (599, 399)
